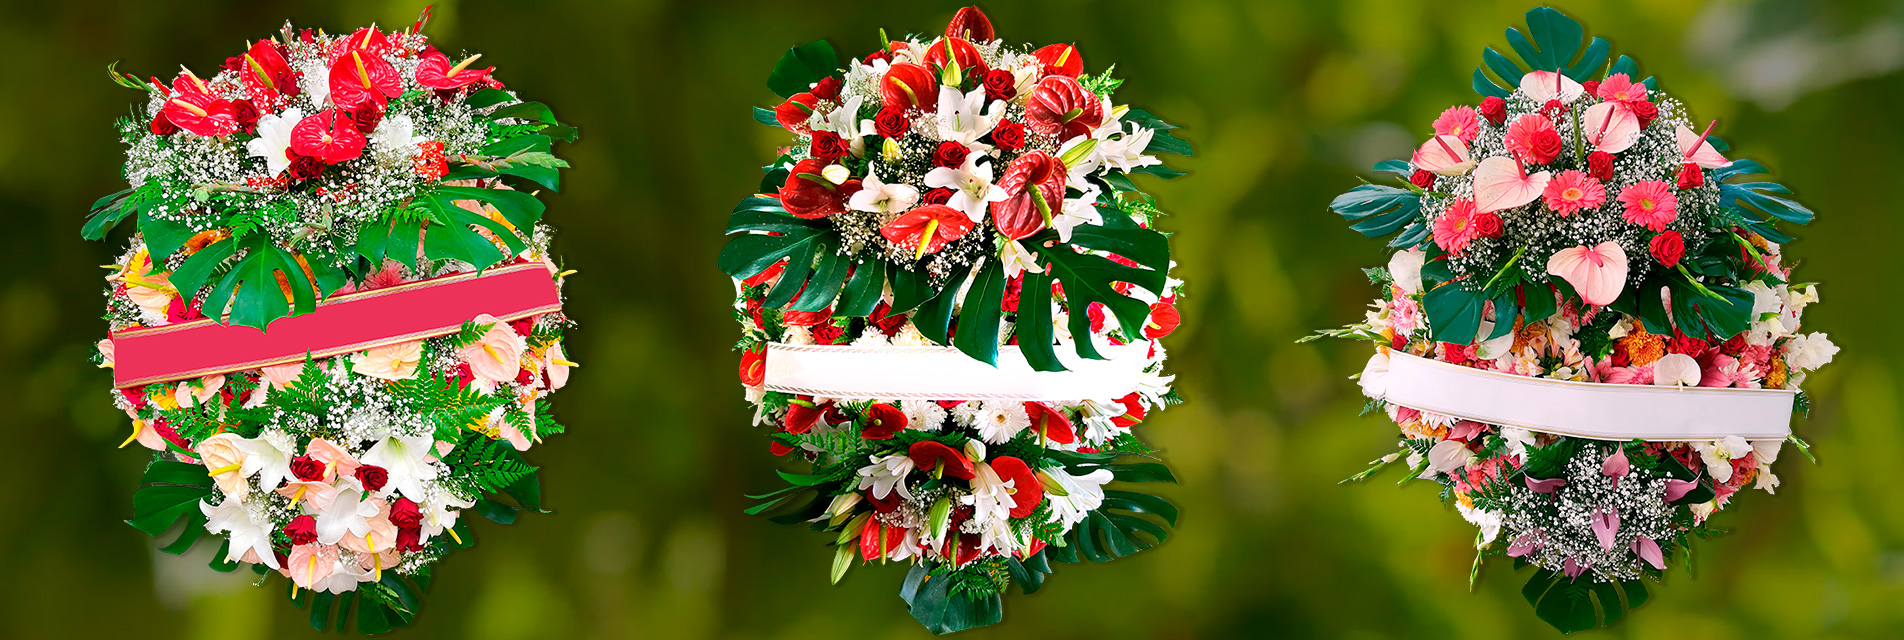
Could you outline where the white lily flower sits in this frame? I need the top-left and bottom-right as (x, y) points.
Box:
(1098, 123), (1161, 173)
(856, 453), (916, 501)
(202, 496), (280, 569)
(245, 106), (303, 176)
(998, 238), (1041, 279)
(936, 85), (1004, 147)
(924, 155), (1008, 223)
(359, 431), (438, 500)
(1059, 135), (1104, 180)
(313, 477), (382, 545)
(235, 431), (296, 492)
(847, 168), (920, 215)
(819, 95), (872, 157)
(1693, 436), (1753, 484)
(1044, 467), (1114, 529)
(964, 462), (1015, 525)
(419, 491), (475, 544)
(1048, 183), (1103, 243)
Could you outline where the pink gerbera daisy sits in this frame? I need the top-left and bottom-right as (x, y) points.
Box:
(1432, 105), (1481, 142)
(1503, 114), (1561, 164)
(1433, 198), (1483, 253)
(1595, 73), (1648, 104)
(1542, 170), (1606, 217)
(1617, 180), (1678, 231)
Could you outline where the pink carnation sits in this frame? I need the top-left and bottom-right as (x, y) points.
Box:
(1432, 199), (1483, 254)
(1542, 170), (1605, 217)
(1617, 180), (1678, 231)
(1432, 105), (1481, 142)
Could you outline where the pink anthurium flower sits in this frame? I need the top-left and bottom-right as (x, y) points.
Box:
(1410, 135), (1474, 176)
(1631, 536), (1666, 570)
(1582, 101), (1641, 154)
(1546, 242), (1628, 307)
(1590, 506), (1620, 551)
(1676, 121), (1730, 169)
(1664, 477), (1700, 502)
(1506, 530), (1545, 557)
(1525, 475), (1566, 494)
(1519, 70), (1584, 103)
(1472, 156), (1551, 213)
(1602, 447), (1630, 478)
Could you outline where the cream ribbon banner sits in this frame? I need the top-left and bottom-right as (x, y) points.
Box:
(763, 342), (1153, 401)
(1381, 352), (1795, 441)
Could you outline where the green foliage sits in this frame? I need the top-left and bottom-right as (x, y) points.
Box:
(438, 431), (539, 499)
(1521, 568), (1650, 633)
(1472, 7), (1625, 98)
(390, 374), (515, 442)
(447, 320), (498, 349)
(901, 562), (1005, 635)
(766, 40), (838, 99)
(125, 459), (215, 554)
(176, 232), (320, 330)
(1331, 182), (1429, 248)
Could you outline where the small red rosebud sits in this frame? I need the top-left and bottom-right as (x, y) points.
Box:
(809, 131), (850, 159)
(810, 76), (842, 101)
(1649, 231), (1685, 267)
(389, 497), (423, 528)
(395, 526), (424, 552)
(1630, 100), (1659, 128)
(1586, 151), (1615, 182)
(1479, 96), (1507, 125)
(290, 455), (326, 482)
(355, 464), (389, 492)
(283, 515), (318, 546)
(510, 319), (534, 337)
(1409, 169), (1435, 189)
(1580, 80), (1601, 96)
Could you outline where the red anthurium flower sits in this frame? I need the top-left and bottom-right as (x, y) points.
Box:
(880, 204), (976, 259)
(862, 403), (908, 440)
(1025, 75), (1103, 140)
(923, 37), (990, 76)
(782, 396), (829, 434)
(1022, 402), (1078, 444)
(290, 109), (367, 164)
(945, 7), (995, 42)
(908, 441), (976, 480)
(955, 533), (984, 565)
(988, 456), (1045, 519)
(867, 488), (903, 513)
(1110, 392), (1147, 429)
(338, 27), (394, 58)
(990, 151), (1066, 239)
(768, 440), (794, 456)
(742, 259), (786, 288)
(774, 92), (820, 134)
(881, 63), (938, 113)
(161, 91), (240, 137)
(778, 159), (854, 219)
(738, 349), (766, 387)
(1032, 44), (1084, 78)
(328, 50), (402, 111)
(415, 49), (496, 90)
(1144, 302), (1181, 339)
(237, 40), (298, 104)
(781, 307), (833, 327)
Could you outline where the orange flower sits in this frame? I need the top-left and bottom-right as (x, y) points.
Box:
(1620, 326), (1666, 367)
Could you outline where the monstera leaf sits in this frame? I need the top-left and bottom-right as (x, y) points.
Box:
(1331, 183), (1429, 247)
(1019, 222), (1170, 368)
(1521, 568), (1650, 633)
(1472, 7), (1654, 97)
(901, 563), (1004, 635)
(125, 459), (215, 554)
(1714, 159), (1813, 243)
(169, 233), (321, 331)
(717, 197), (833, 287)
(766, 40), (838, 99)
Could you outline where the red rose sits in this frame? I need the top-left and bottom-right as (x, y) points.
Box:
(811, 323), (844, 344)
(1470, 210), (1504, 238)
(809, 131), (850, 159)
(290, 455), (326, 482)
(1581, 80), (1601, 96)
(922, 187), (955, 206)
(739, 349), (766, 386)
(390, 497), (423, 528)
(350, 102), (384, 135)
(1630, 100), (1659, 127)
(1409, 169), (1435, 189)
(1540, 99), (1568, 119)
(881, 63), (937, 113)
(283, 515), (318, 546)
(1143, 302), (1181, 339)
(1479, 96), (1507, 125)
(1670, 333), (1709, 355)
(861, 403), (908, 440)
(395, 526), (424, 552)
(982, 68), (1017, 102)
(1650, 231), (1685, 267)
(810, 76), (842, 101)
(1002, 275), (1023, 313)
(510, 319), (535, 337)
(868, 301), (908, 336)
(450, 362), (475, 389)
(1032, 44), (1083, 78)
(355, 464), (389, 492)
(874, 108), (911, 139)
(1675, 162), (1703, 189)
(150, 112), (180, 136)
(932, 140), (970, 168)
(989, 120), (1027, 151)
(1530, 129), (1564, 164)
(990, 151), (1066, 239)
(286, 152), (325, 181)
(1586, 150), (1615, 182)
(775, 92), (820, 134)
(1025, 75), (1104, 140)
(946, 6), (995, 42)
(232, 99), (260, 134)
(777, 159), (848, 219)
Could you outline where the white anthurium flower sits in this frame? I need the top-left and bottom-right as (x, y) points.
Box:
(857, 453), (916, 501)
(235, 431), (296, 492)
(820, 95), (872, 157)
(370, 114), (422, 156)
(314, 558), (373, 594)
(847, 168), (920, 215)
(999, 238), (1041, 279)
(1693, 436), (1753, 484)
(1044, 467), (1114, 529)
(359, 431), (438, 500)
(1098, 124), (1161, 173)
(1048, 183), (1103, 243)
(1358, 351), (1390, 399)
(245, 106), (303, 176)
(936, 85), (1004, 147)
(1388, 249), (1425, 295)
(202, 497), (280, 570)
(419, 491), (476, 544)
(313, 477), (382, 545)
(1427, 439), (1471, 476)
(1473, 320), (1518, 361)
(1652, 353), (1703, 387)
(924, 155), (1008, 223)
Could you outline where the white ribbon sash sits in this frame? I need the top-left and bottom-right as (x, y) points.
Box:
(1382, 352), (1794, 441)
(763, 342), (1153, 401)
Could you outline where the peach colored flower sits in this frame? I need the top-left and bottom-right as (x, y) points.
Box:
(175, 374), (225, 408)
(285, 544), (339, 590)
(352, 340), (423, 381)
(338, 498), (399, 558)
(117, 251), (178, 315)
(262, 361), (313, 386)
(458, 314), (525, 385)
(544, 341), (573, 390)
(197, 433), (251, 498)
(306, 438), (362, 478)
(97, 339), (115, 369)
(1541, 170), (1606, 217)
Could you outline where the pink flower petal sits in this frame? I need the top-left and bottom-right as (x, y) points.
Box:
(1472, 156), (1551, 213)
(1664, 478), (1700, 502)
(1524, 475), (1566, 494)
(1545, 242), (1628, 307)
(1583, 102), (1641, 154)
(1631, 536), (1665, 570)
(1602, 447), (1630, 478)
(1507, 530), (1544, 557)
(1590, 506), (1621, 551)
(1676, 124), (1730, 169)
(1411, 135), (1474, 176)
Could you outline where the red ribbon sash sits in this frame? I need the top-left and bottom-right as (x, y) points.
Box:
(111, 262), (562, 389)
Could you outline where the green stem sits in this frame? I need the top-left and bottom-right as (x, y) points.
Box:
(1481, 247), (1525, 293)
(1676, 264), (1724, 300)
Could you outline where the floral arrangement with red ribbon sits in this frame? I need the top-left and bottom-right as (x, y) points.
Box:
(88, 7), (576, 633)
(720, 6), (1189, 633)
(1312, 7), (1835, 633)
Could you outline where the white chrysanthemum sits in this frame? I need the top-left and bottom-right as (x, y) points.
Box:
(973, 401), (1030, 444)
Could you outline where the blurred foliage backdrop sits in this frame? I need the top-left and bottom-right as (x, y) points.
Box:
(2, 0), (1900, 637)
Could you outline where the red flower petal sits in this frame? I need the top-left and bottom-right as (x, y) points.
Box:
(1032, 44), (1084, 78)
(328, 50), (402, 111)
(988, 456), (1044, 519)
(880, 204), (976, 256)
(945, 7), (995, 42)
(415, 50), (496, 90)
(908, 441), (975, 480)
(881, 63), (938, 113)
(1024, 75), (1102, 140)
(923, 37), (989, 76)
(861, 403), (908, 440)
(1022, 402), (1077, 445)
(989, 152), (1065, 239)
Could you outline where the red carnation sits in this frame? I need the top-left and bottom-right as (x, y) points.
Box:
(776, 92), (820, 134)
(809, 131), (850, 160)
(1144, 302), (1181, 339)
(1586, 150), (1615, 182)
(946, 6), (995, 42)
(1024, 75), (1104, 140)
(1002, 275), (1023, 313)
(1032, 44), (1083, 78)
(982, 68), (1017, 102)
(777, 158), (849, 219)
(881, 63), (937, 113)
(389, 497), (423, 528)
(990, 120), (1027, 151)
(932, 140), (970, 168)
(1409, 169), (1434, 189)
(988, 456), (1045, 519)
(1479, 96), (1507, 125)
(289, 455), (326, 482)
(861, 403), (908, 440)
(290, 109), (367, 164)
(283, 515), (319, 546)
(739, 349), (766, 387)
(355, 464), (389, 492)
(874, 108), (911, 139)
(1650, 231), (1685, 267)
(1675, 162), (1703, 190)
(990, 152), (1066, 240)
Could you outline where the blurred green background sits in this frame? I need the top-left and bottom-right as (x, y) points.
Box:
(3, 0), (1898, 637)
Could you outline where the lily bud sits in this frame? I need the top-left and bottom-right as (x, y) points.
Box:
(825, 492), (863, 527)
(1036, 470), (1070, 497)
(882, 137), (902, 163)
(837, 512), (871, 545)
(830, 542), (856, 584)
(1057, 138), (1098, 169)
(927, 495), (953, 539)
(820, 164), (850, 184)
(941, 57), (963, 87)
(962, 439), (986, 462)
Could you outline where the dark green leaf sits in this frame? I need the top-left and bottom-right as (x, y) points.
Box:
(834, 260), (886, 317)
(1017, 270), (1063, 372)
(1423, 284), (1485, 344)
(753, 106), (780, 127)
(953, 259), (1007, 365)
(914, 260), (974, 345)
(140, 213), (196, 263)
(789, 240), (849, 312)
(889, 263), (939, 314)
(766, 40), (838, 99)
